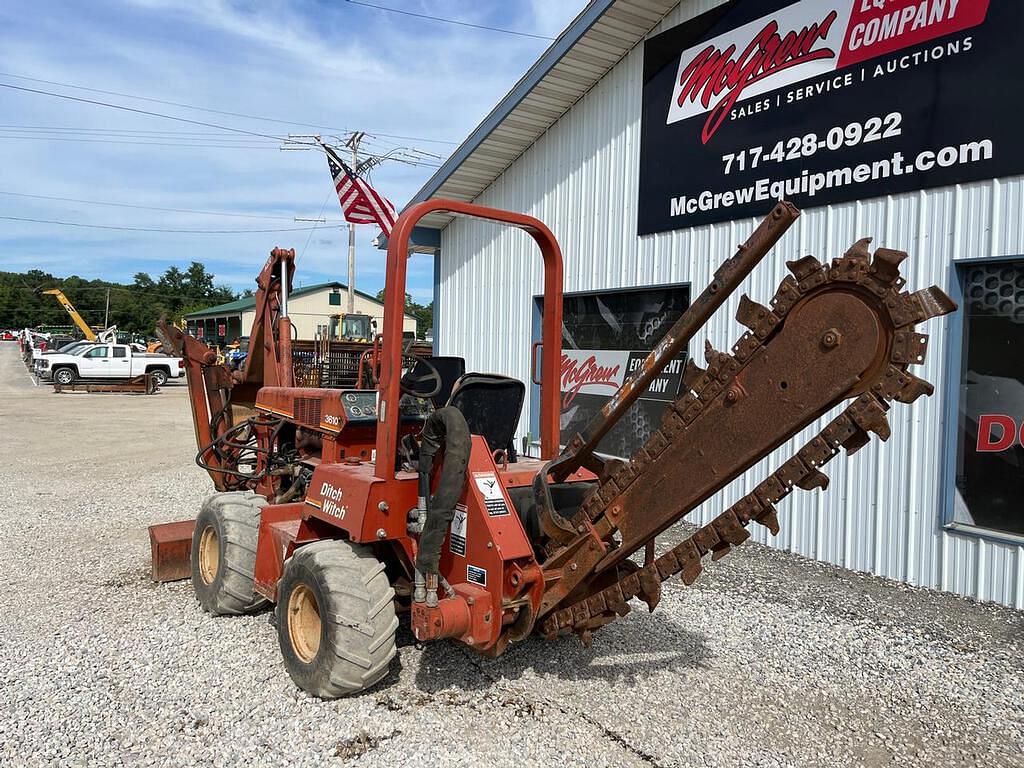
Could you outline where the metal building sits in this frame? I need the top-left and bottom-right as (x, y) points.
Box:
(399, 0), (1024, 608)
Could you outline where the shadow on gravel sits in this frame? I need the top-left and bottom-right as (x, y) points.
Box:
(411, 610), (710, 694)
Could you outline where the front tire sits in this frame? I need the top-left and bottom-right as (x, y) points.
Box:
(276, 540), (398, 699)
(191, 491), (268, 615)
(53, 367), (76, 386)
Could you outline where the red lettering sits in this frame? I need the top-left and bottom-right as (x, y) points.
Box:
(675, 11), (839, 144)
(976, 414), (1016, 452)
(560, 354), (621, 408)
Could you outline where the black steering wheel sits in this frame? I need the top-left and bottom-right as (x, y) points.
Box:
(399, 355), (442, 399)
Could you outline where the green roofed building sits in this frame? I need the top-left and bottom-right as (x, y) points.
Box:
(184, 281), (416, 346)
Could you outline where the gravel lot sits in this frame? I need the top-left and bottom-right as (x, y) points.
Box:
(0, 341), (1021, 768)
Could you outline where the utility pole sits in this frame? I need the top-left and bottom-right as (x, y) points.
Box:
(104, 288), (110, 328)
(344, 131), (366, 314)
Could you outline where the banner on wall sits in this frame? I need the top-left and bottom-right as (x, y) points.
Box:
(638, 0), (1020, 234)
(560, 349), (684, 409)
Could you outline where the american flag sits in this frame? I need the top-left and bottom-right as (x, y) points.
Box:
(322, 144), (397, 237)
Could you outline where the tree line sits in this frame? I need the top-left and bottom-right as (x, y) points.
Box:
(375, 289), (433, 340)
(0, 263), (237, 335)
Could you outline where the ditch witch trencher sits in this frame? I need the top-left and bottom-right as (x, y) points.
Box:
(149, 199), (955, 698)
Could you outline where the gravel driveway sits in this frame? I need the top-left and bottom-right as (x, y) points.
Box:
(0, 342), (1021, 767)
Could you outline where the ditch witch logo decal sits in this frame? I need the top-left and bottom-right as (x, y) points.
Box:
(668, 1), (987, 145)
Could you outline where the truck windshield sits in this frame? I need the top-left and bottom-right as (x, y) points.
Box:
(342, 315), (372, 340)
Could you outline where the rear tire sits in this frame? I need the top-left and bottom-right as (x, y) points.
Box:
(276, 540), (398, 699)
(191, 491), (268, 615)
(149, 368), (168, 387)
(53, 367), (76, 386)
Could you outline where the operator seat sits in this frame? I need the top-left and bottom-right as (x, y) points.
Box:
(446, 373), (525, 460)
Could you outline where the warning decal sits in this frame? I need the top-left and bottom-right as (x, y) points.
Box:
(449, 504), (467, 557)
(473, 472), (510, 517)
(467, 564), (487, 586)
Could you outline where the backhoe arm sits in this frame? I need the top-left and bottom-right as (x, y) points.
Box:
(158, 247), (296, 491)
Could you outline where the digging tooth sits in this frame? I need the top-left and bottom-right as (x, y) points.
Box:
(680, 557), (703, 585)
(786, 255), (823, 281)
(894, 372), (934, 404)
(681, 358), (706, 391)
(754, 506), (781, 536)
(704, 339), (718, 365)
(913, 285), (957, 320)
(871, 247), (910, 285)
(796, 469), (830, 492)
(736, 294), (772, 331)
(844, 237), (873, 263)
(638, 568), (662, 612)
(710, 542), (731, 561)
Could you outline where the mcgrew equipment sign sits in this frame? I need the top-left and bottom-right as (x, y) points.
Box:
(638, 0), (1017, 234)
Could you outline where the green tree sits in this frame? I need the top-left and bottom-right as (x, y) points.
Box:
(0, 263), (239, 336)
(374, 289), (433, 340)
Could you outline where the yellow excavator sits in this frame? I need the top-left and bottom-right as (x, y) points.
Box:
(42, 289), (98, 341)
(41, 288), (126, 344)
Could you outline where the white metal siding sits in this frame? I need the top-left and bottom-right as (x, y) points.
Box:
(435, 1), (1024, 609)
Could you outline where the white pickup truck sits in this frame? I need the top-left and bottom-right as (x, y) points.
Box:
(38, 343), (184, 387)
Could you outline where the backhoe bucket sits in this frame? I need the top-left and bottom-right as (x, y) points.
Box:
(148, 520), (195, 582)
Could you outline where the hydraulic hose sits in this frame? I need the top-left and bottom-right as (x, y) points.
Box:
(415, 406), (470, 574)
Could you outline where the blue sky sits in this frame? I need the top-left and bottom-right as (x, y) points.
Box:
(0, 1), (584, 302)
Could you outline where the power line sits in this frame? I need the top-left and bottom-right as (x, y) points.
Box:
(0, 72), (459, 145)
(0, 129), (443, 163)
(344, 0), (555, 40)
(0, 81), (288, 141)
(0, 190), (345, 222)
(0, 214), (341, 234)
(297, 190), (336, 264)
(0, 135), (277, 149)
(0, 125), (277, 137)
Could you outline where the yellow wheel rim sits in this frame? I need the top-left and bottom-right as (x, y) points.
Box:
(198, 525), (220, 585)
(288, 584), (322, 664)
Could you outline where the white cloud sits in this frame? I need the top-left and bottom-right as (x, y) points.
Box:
(0, 0), (586, 301)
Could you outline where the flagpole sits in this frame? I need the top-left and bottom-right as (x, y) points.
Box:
(344, 131), (365, 315)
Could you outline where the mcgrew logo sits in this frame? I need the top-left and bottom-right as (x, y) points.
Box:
(676, 10), (840, 144)
(561, 354), (621, 408)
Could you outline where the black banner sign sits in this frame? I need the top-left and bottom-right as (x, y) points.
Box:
(638, 0), (1020, 234)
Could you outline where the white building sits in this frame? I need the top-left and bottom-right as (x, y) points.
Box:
(185, 281), (417, 346)
(398, 1), (1024, 608)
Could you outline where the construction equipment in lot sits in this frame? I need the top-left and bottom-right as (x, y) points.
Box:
(41, 289), (98, 341)
(148, 199), (955, 698)
(40, 289), (120, 344)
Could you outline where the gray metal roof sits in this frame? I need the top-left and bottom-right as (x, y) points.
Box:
(407, 0), (678, 230)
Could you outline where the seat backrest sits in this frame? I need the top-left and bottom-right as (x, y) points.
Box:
(447, 373), (525, 457)
(402, 355), (466, 407)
